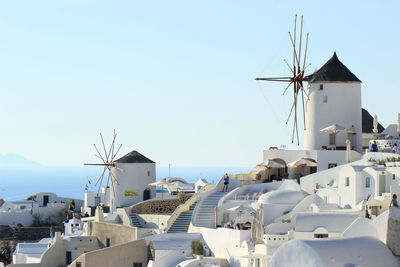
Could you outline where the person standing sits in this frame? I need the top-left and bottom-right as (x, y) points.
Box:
(222, 173), (230, 192)
(371, 141), (378, 152)
(391, 194), (398, 207)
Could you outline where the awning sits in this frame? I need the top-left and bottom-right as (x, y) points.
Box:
(287, 158), (317, 168)
(255, 159), (286, 169)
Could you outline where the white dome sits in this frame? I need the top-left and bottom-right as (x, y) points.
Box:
(277, 180), (301, 192)
(258, 190), (304, 205)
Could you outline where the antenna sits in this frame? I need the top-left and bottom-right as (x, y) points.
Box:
(255, 15), (310, 145)
(84, 130), (122, 201)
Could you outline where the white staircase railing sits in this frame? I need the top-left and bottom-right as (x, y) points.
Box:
(192, 175), (241, 228)
(165, 184), (214, 232)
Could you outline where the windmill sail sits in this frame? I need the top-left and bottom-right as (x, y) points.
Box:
(84, 130), (122, 201)
(255, 15), (310, 145)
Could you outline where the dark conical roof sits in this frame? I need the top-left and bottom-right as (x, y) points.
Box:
(307, 52), (361, 83)
(362, 108), (384, 134)
(115, 150), (155, 163)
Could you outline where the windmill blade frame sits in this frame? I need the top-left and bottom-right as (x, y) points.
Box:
(84, 130), (123, 200)
(255, 14), (310, 145)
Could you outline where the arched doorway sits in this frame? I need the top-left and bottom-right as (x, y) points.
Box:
(143, 188), (151, 201)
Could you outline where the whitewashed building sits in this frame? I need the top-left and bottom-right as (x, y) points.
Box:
(304, 52), (362, 152)
(0, 192), (82, 226)
(83, 150), (156, 212)
(110, 150), (156, 208)
(269, 237), (398, 267)
(262, 53), (369, 183)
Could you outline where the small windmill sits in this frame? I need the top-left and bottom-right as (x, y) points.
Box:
(256, 15), (310, 145)
(84, 130), (122, 200)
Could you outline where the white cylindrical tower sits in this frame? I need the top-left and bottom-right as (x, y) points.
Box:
(304, 53), (362, 152)
(109, 150), (156, 208)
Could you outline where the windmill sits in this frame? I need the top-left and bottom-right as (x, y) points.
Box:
(256, 15), (310, 145)
(84, 130), (122, 201)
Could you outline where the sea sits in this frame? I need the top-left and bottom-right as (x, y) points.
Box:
(0, 166), (253, 201)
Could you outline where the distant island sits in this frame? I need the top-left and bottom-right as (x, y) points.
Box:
(0, 154), (41, 169)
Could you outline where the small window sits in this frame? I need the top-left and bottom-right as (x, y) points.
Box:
(365, 177), (370, 188)
(147, 171), (151, 176)
(393, 174), (396, 180)
(76, 262), (82, 267)
(133, 263), (143, 267)
(106, 238), (110, 247)
(323, 96), (328, 103)
(328, 163), (337, 169)
(345, 177), (350, 187)
(319, 84), (323, 90)
(314, 233), (328, 238)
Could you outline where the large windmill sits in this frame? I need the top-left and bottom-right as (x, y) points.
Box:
(84, 130), (122, 201)
(84, 131), (156, 209)
(256, 15), (310, 145)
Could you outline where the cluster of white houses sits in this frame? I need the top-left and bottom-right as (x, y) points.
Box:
(6, 53), (400, 267)
(0, 193), (83, 226)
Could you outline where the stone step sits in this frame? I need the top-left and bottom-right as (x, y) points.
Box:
(167, 201), (198, 233)
(196, 218), (214, 221)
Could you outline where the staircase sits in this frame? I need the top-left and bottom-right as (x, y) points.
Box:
(129, 213), (142, 228)
(167, 202), (197, 233)
(194, 191), (229, 228)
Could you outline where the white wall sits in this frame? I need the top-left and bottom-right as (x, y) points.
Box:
(262, 203), (296, 225)
(137, 214), (171, 230)
(111, 162), (156, 208)
(63, 236), (101, 263)
(84, 191), (105, 207)
(316, 188), (340, 206)
(35, 192), (83, 211)
(337, 167), (360, 208)
(304, 82), (362, 152)
(13, 242), (49, 264)
(294, 229), (342, 240)
(0, 205), (67, 226)
(199, 227), (252, 267)
(300, 164), (345, 195)
(263, 233), (289, 247)
(38, 233), (65, 267)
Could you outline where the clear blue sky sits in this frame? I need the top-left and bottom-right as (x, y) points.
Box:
(0, 1), (398, 167)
